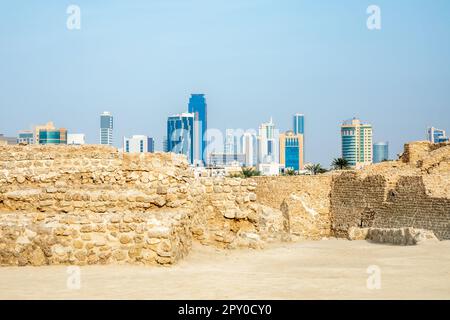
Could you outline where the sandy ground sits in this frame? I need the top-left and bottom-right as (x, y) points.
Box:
(1, 240), (450, 300)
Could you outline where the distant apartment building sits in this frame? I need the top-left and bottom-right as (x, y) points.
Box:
(67, 133), (86, 145)
(208, 153), (246, 167)
(341, 118), (373, 168)
(17, 131), (34, 144)
(167, 113), (196, 164)
(427, 127), (449, 143)
(225, 129), (239, 155)
(0, 134), (17, 145)
(373, 142), (389, 163)
(33, 121), (56, 144)
(257, 117), (277, 164)
(123, 135), (154, 153)
(100, 111), (114, 146)
(279, 130), (304, 171)
(39, 128), (67, 145)
(241, 132), (257, 167)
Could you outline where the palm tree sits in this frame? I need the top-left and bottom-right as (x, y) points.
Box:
(331, 158), (350, 170)
(305, 163), (327, 175)
(241, 167), (261, 178)
(283, 168), (296, 176)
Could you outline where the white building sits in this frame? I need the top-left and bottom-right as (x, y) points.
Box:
(257, 162), (280, 176)
(257, 117), (278, 164)
(123, 135), (154, 153)
(67, 133), (86, 145)
(241, 132), (257, 167)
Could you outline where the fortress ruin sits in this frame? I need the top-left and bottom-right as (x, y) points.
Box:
(0, 141), (449, 266)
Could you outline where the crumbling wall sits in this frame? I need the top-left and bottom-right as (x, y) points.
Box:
(331, 142), (450, 240)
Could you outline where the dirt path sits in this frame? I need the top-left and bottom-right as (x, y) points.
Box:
(1, 240), (450, 299)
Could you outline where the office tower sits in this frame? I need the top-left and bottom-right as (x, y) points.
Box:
(17, 131), (34, 144)
(341, 118), (373, 168)
(241, 132), (257, 167)
(373, 142), (389, 163)
(39, 128), (68, 144)
(67, 134), (86, 145)
(427, 127), (449, 143)
(293, 114), (305, 135)
(225, 129), (239, 154)
(167, 113), (196, 164)
(0, 134), (18, 145)
(123, 135), (154, 153)
(33, 122), (56, 144)
(279, 130), (304, 171)
(100, 111), (113, 146)
(188, 94), (207, 165)
(257, 117), (277, 164)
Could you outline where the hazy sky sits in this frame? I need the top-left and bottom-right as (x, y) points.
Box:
(1, 0), (449, 166)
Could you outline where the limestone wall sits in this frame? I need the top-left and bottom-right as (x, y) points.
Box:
(331, 142), (450, 240)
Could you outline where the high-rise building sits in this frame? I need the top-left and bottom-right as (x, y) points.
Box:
(257, 117), (277, 164)
(100, 111), (113, 146)
(67, 134), (86, 145)
(279, 130), (304, 171)
(427, 127), (449, 143)
(225, 129), (239, 154)
(167, 113), (196, 164)
(123, 135), (154, 153)
(39, 128), (67, 145)
(341, 118), (373, 168)
(373, 142), (389, 163)
(17, 131), (34, 144)
(293, 114), (305, 135)
(241, 132), (257, 167)
(188, 94), (207, 165)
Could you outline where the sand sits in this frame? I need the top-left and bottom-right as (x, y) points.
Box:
(1, 240), (450, 300)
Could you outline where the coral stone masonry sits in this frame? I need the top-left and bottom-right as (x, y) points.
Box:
(0, 141), (449, 267)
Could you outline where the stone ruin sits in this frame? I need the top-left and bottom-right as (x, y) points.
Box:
(0, 141), (449, 266)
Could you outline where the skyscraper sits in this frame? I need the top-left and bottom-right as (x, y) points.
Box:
(427, 127), (449, 143)
(241, 132), (257, 167)
(279, 130), (304, 171)
(188, 94), (207, 165)
(100, 111), (113, 146)
(167, 113), (196, 164)
(293, 114), (304, 135)
(341, 118), (373, 168)
(257, 117), (277, 164)
(373, 142), (389, 163)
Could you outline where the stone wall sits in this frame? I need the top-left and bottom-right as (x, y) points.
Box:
(1, 141), (449, 266)
(331, 142), (450, 240)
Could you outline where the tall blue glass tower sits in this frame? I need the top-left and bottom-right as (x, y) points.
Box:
(167, 113), (195, 164)
(188, 94), (207, 165)
(293, 114), (304, 135)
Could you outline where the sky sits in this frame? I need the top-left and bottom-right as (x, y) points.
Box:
(1, 0), (449, 166)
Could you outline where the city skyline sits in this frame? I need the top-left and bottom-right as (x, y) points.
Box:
(1, 1), (450, 166)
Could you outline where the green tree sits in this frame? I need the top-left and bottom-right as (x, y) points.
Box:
(283, 168), (296, 176)
(241, 167), (261, 178)
(331, 158), (350, 170)
(305, 163), (327, 175)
